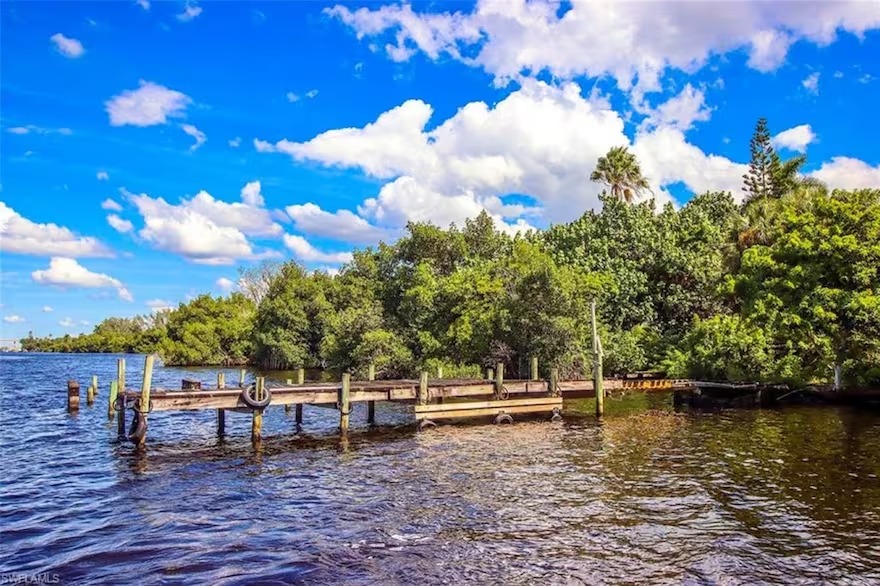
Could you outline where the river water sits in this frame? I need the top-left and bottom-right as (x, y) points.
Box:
(1, 353), (879, 585)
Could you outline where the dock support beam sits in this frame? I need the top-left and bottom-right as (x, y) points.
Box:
(296, 368), (304, 424)
(251, 377), (264, 443)
(367, 363), (376, 425)
(339, 373), (351, 433)
(550, 367), (558, 397)
(108, 380), (118, 420)
(591, 301), (604, 417)
(285, 378), (292, 414)
(239, 369), (245, 388)
(495, 362), (504, 398)
(217, 372), (226, 437)
(117, 359), (126, 437)
(67, 380), (80, 413)
(486, 367), (493, 381)
(530, 356), (538, 381)
(137, 355), (154, 449)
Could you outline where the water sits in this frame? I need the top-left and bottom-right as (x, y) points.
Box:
(1, 353), (879, 585)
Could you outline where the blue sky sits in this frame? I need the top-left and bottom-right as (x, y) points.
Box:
(1, 0), (879, 342)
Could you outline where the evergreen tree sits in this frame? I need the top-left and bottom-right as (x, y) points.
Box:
(742, 117), (781, 204)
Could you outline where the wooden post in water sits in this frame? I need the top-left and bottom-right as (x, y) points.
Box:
(418, 371), (429, 405)
(530, 356), (538, 381)
(251, 377), (264, 443)
(67, 380), (80, 412)
(92, 375), (98, 394)
(367, 364), (376, 425)
(295, 368), (304, 425)
(108, 380), (118, 420)
(591, 300), (604, 417)
(217, 372), (226, 437)
(117, 358), (126, 436)
(339, 373), (351, 433)
(550, 367), (559, 397)
(87, 382), (96, 406)
(285, 378), (293, 414)
(239, 369), (245, 388)
(495, 362), (504, 398)
(137, 355), (155, 449)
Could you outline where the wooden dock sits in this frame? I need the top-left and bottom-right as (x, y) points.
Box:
(66, 354), (707, 448)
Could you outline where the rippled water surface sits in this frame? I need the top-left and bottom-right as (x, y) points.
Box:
(1, 353), (880, 585)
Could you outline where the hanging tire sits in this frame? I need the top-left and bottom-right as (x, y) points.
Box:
(241, 382), (271, 409)
(494, 413), (513, 425)
(551, 408), (563, 422)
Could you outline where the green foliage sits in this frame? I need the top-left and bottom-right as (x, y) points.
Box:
(160, 293), (255, 365)
(590, 145), (651, 203)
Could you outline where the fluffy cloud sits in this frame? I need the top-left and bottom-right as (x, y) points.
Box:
(216, 277), (236, 292)
(137, 0), (150, 10)
(240, 181), (264, 207)
(59, 317), (76, 327)
(106, 81), (192, 127)
(771, 124), (816, 153)
(810, 157), (880, 188)
(50, 33), (85, 58)
(124, 182), (281, 264)
(259, 79), (746, 227)
(639, 84), (712, 132)
(228, 137), (241, 148)
(32, 257), (132, 301)
(3, 315), (25, 324)
(177, 2), (202, 22)
(146, 299), (174, 312)
(181, 124), (206, 151)
(0, 202), (113, 257)
(42, 306), (53, 312)
(286, 202), (389, 244)
(284, 235), (353, 264)
(97, 170), (109, 180)
(107, 214), (133, 233)
(286, 92), (300, 103)
(101, 198), (122, 212)
(803, 72), (821, 95)
(327, 1), (880, 97)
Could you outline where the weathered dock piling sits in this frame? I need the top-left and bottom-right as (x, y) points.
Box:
(217, 372), (226, 436)
(591, 300), (605, 417)
(135, 355), (154, 449)
(251, 377), (265, 443)
(367, 364), (376, 425)
(116, 358), (126, 436)
(108, 381), (118, 420)
(67, 380), (80, 412)
(295, 368), (304, 424)
(339, 373), (351, 433)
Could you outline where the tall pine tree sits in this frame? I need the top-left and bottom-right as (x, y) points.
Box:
(742, 117), (782, 204)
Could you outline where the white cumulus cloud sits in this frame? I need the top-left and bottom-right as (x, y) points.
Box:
(106, 81), (192, 127)
(772, 124), (816, 153)
(101, 198), (123, 212)
(32, 257), (132, 301)
(0, 202), (113, 257)
(42, 306), (53, 312)
(97, 170), (109, 181)
(286, 203), (389, 244)
(50, 33), (85, 58)
(3, 315), (25, 324)
(107, 214), (134, 233)
(283, 235), (353, 264)
(802, 72), (821, 95)
(326, 1), (880, 98)
(810, 157), (880, 189)
(216, 277), (236, 292)
(177, 2), (202, 22)
(124, 182), (282, 264)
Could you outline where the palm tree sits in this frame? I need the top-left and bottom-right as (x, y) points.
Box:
(590, 146), (652, 203)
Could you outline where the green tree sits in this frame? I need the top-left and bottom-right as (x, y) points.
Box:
(590, 146), (651, 203)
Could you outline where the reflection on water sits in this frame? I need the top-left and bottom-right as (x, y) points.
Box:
(0, 353), (879, 584)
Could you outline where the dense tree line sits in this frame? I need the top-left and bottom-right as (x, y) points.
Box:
(23, 120), (880, 388)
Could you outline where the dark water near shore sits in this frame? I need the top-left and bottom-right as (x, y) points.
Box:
(1, 353), (879, 585)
